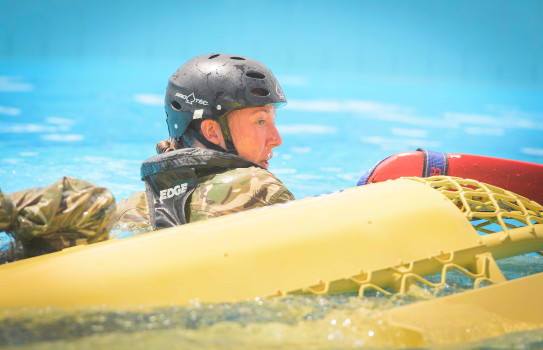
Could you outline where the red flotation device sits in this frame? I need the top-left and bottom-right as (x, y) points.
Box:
(357, 149), (543, 205)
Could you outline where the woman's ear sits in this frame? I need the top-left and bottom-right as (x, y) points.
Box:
(200, 119), (226, 148)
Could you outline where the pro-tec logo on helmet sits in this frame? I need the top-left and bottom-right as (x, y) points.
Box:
(175, 92), (209, 106)
(159, 183), (188, 200)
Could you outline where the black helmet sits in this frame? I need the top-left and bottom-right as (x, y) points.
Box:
(164, 53), (287, 154)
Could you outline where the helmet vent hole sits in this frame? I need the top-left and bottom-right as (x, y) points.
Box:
(251, 88), (270, 97)
(230, 56), (246, 60)
(170, 101), (182, 111)
(208, 54), (220, 59)
(246, 71), (266, 79)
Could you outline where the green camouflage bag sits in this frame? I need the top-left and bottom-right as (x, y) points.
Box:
(3, 177), (116, 257)
(0, 189), (17, 233)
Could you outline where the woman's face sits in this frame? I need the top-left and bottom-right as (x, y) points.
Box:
(226, 106), (282, 168)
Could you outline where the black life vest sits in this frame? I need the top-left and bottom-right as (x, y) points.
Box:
(140, 148), (261, 229)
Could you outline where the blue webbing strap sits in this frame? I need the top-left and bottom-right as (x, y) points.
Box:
(357, 149), (448, 186)
(356, 155), (392, 186)
(417, 148), (449, 177)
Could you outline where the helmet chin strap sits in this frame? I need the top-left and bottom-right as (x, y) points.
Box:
(217, 116), (238, 155)
(186, 117), (238, 155)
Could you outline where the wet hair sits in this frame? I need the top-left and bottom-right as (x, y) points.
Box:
(155, 119), (205, 154)
(155, 138), (180, 154)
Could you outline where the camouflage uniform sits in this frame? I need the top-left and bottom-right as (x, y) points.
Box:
(140, 148), (294, 229)
(189, 166), (293, 221)
(116, 166), (293, 226)
(118, 149), (294, 227)
(115, 191), (151, 230)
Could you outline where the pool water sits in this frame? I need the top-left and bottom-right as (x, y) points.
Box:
(1, 59), (542, 201)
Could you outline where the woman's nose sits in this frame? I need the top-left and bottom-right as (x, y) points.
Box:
(268, 123), (282, 147)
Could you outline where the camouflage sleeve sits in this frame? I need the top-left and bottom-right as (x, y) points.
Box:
(189, 167), (294, 222)
(113, 191), (152, 234)
(4, 177), (116, 257)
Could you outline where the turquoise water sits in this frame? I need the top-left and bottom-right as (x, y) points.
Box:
(1, 59), (542, 201)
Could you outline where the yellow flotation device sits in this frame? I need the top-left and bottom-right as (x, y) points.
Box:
(0, 176), (542, 346)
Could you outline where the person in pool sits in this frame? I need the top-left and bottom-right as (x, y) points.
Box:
(0, 53), (294, 259)
(120, 53), (295, 228)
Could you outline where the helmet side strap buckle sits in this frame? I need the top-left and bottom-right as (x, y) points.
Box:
(193, 109), (203, 120)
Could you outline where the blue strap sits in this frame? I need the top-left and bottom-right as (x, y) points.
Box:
(417, 148), (448, 177)
(357, 155), (391, 186)
(358, 150), (448, 186)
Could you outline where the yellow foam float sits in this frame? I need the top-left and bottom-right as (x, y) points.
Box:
(0, 176), (542, 346)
